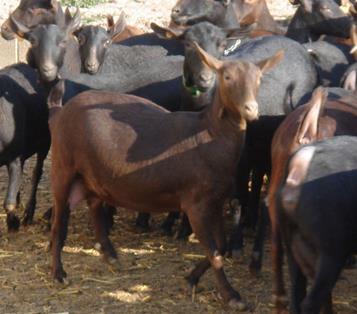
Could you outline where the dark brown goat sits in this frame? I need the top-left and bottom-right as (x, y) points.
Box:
(47, 44), (283, 309)
(267, 86), (357, 311)
(170, 0), (282, 36)
(232, 0), (283, 35)
(1, 0), (64, 40)
(1, 0), (142, 44)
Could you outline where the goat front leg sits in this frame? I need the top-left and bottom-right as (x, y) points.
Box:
(5, 158), (23, 231)
(186, 205), (245, 309)
(23, 150), (48, 225)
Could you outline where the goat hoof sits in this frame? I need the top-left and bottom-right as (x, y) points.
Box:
(248, 252), (262, 277)
(22, 214), (33, 226)
(174, 228), (191, 240)
(228, 298), (247, 311)
(6, 213), (20, 232)
(107, 257), (120, 271)
(161, 226), (173, 237)
(42, 207), (52, 221)
(53, 268), (67, 283)
(272, 294), (288, 309)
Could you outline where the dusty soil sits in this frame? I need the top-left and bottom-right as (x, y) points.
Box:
(0, 1), (356, 313)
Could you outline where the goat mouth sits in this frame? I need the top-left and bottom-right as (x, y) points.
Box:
(245, 111), (259, 121)
(171, 15), (188, 25)
(182, 77), (210, 97)
(40, 69), (58, 82)
(171, 13), (208, 26)
(86, 68), (98, 75)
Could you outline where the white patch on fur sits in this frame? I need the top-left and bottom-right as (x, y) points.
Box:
(286, 146), (316, 186)
(281, 146), (316, 212)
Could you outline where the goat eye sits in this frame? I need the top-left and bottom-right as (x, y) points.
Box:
(224, 75), (231, 81)
(185, 41), (193, 49)
(77, 34), (86, 46)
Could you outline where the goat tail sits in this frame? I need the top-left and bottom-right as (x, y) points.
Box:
(47, 79), (65, 119)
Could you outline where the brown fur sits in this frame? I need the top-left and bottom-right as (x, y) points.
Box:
(233, 0), (284, 35)
(48, 47), (282, 308)
(268, 88), (357, 311)
(112, 25), (143, 42)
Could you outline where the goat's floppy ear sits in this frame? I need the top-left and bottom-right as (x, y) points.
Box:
(297, 86), (328, 145)
(107, 12), (126, 39)
(48, 79), (65, 109)
(300, 0), (313, 13)
(224, 24), (252, 38)
(256, 49), (284, 74)
(9, 14), (31, 39)
(350, 24), (357, 59)
(65, 7), (81, 34)
(151, 22), (186, 39)
(50, 0), (58, 8)
(193, 41), (223, 71)
(343, 70), (357, 91)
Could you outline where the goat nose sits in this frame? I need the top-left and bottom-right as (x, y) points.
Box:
(199, 73), (213, 83)
(42, 64), (55, 72)
(171, 6), (181, 16)
(244, 101), (259, 119)
(86, 61), (96, 68)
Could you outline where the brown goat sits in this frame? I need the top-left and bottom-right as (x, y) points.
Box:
(267, 87), (357, 311)
(47, 44), (283, 309)
(107, 14), (143, 43)
(233, 0), (283, 35)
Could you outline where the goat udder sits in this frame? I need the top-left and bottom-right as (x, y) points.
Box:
(68, 179), (86, 210)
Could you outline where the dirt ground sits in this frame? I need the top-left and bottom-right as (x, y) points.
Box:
(0, 1), (356, 313)
(0, 157), (357, 314)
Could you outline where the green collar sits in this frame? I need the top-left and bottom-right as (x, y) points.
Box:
(182, 76), (203, 97)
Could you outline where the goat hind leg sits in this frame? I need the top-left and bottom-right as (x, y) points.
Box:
(88, 198), (117, 264)
(51, 174), (74, 282)
(301, 255), (344, 314)
(249, 203), (269, 276)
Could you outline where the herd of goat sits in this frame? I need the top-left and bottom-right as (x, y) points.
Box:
(1, 0), (357, 312)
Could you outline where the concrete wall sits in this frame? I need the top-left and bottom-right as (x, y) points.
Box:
(0, 37), (29, 69)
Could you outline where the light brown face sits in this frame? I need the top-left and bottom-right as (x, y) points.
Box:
(217, 61), (260, 121)
(192, 41), (284, 122)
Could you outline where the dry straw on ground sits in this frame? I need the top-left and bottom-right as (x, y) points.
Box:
(0, 1), (356, 313)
